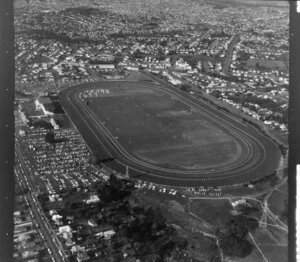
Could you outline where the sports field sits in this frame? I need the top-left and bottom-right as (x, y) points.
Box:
(189, 199), (234, 227)
(87, 85), (243, 170)
(59, 80), (281, 187)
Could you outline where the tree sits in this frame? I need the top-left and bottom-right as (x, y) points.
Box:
(238, 51), (251, 61)
(218, 215), (258, 257)
(184, 56), (198, 69)
(34, 120), (53, 129)
(168, 50), (177, 56)
(45, 132), (55, 143)
(227, 215), (259, 236)
(133, 49), (144, 59)
(210, 254), (221, 262)
(114, 53), (123, 64)
(180, 84), (191, 92)
(220, 235), (253, 257)
(156, 49), (166, 61)
(211, 90), (222, 98)
(160, 40), (168, 47)
(159, 240), (175, 257)
(109, 174), (122, 189)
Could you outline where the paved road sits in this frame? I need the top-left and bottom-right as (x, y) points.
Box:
(15, 144), (67, 262)
(263, 177), (288, 230)
(246, 193), (288, 232)
(222, 34), (240, 75)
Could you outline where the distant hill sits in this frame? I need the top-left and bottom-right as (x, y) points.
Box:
(15, 0), (289, 10)
(204, 0), (289, 8)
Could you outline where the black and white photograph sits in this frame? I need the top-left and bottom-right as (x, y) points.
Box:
(1, 0), (294, 261)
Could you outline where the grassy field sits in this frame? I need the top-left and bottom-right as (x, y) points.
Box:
(126, 72), (155, 82)
(236, 225), (287, 262)
(133, 190), (213, 233)
(88, 84), (242, 171)
(187, 232), (218, 261)
(189, 198), (234, 228)
(236, 247), (265, 262)
(258, 245), (288, 262)
(268, 182), (288, 224)
(248, 222), (288, 262)
(132, 190), (218, 260)
(245, 59), (287, 71)
(254, 227), (282, 246)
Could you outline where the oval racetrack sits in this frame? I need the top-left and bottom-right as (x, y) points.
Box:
(59, 81), (281, 187)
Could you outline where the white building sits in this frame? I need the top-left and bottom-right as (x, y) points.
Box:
(34, 97), (54, 116)
(85, 195), (100, 204)
(98, 64), (115, 70)
(59, 225), (72, 234)
(95, 229), (116, 239)
(50, 118), (59, 130)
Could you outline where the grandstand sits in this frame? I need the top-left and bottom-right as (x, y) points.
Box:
(34, 97), (55, 116)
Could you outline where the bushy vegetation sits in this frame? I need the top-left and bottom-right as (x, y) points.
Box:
(63, 7), (104, 16)
(223, 91), (288, 124)
(217, 215), (259, 257)
(38, 175), (188, 260)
